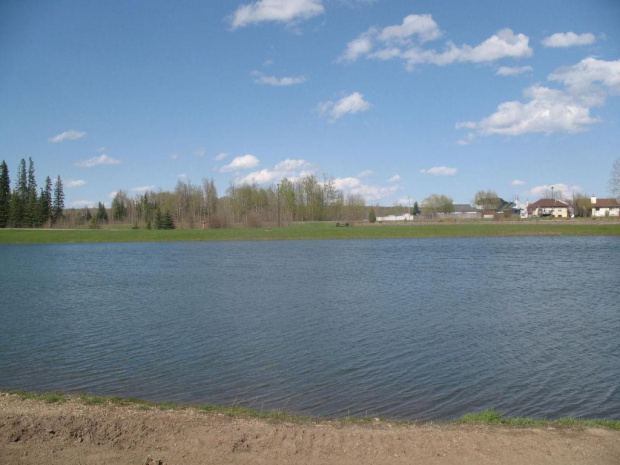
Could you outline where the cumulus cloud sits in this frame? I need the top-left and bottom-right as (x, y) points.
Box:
(230, 0), (324, 29)
(130, 185), (156, 192)
(333, 177), (402, 202)
(357, 170), (373, 177)
(318, 92), (372, 122)
(108, 191), (117, 199)
(530, 183), (581, 199)
(221, 154), (260, 172)
(387, 174), (401, 182)
(252, 71), (306, 86)
(421, 166), (457, 176)
(49, 130), (86, 143)
(496, 65), (533, 76)
(341, 14), (532, 71)
(511, 179), (526, 186)
(235, 158), (314, 185)
(215, 152), (230, 161)
(76, 154), (121, 168)
(460, 58), (620, 138)
(66, 180), (86, 188)
(542, 32), (596, 48)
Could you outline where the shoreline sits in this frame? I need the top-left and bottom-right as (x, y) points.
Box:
(2, 392), (619, 464)
(1, 220), (619, 244)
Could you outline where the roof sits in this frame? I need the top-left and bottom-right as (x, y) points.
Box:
(529, 199), (570, 209)
(593, 198), (620, 208)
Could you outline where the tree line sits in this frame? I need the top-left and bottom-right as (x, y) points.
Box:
(0, 158), (64, 228)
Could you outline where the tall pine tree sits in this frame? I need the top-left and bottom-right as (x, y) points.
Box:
(0, 161), (10, 228)
(52, 175), (64, 224)
(10, 159), (28, 227)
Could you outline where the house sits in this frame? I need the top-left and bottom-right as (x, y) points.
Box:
(528, 199), (571, 218)
(453, 204), (480, 218)
(591, 197), (620, 217)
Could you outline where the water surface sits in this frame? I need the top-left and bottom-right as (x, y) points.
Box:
(1, 237), (618, 419)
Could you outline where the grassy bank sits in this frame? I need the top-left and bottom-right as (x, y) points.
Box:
(5, 391), (619, 430)
(1, 221), (619, 243)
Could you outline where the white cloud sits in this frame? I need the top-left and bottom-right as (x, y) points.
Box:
(318, 92), (372, 122)
(387, 174), (401, 182)
(421, 166), (457, 176)
(275, 158), (312, 171)
(49, 130), (86, 143)
(170, 154), (179, 160)
(252, 71), (306, 86)
(333, 177), (361, 190)
(530, 183), (581, 199)
(461, 58), (620, 138)
(221, 154), (260, 172)
(178, 173), (187, 178)
(477, 85), (598, 136)
(377, 14), (441, 43)
(455, 121), (477, 129)
(497, 65), (533, 76)
(542, 32), (596, 48)
(548, 57), (620, 96)
(357, 170), (373, 177)
(71, 200), (96, 208)
(511, 179), (526, 186)
(332, 176), (402, 202)
(341, 16), (532, 71)
(108, 191), (117, 199)
(130, 185), (156, 192)
(340, 33), (374, 62)
(215, 152), (230, 161)
(230, 0), (324, 29)
(237, 169), (281, 185)
(76, 154), (121, 168)
(66, 180), (86, 188)
(235, 158), (314, 185)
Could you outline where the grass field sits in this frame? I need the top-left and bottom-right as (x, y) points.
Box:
(0, 220), (619, 243)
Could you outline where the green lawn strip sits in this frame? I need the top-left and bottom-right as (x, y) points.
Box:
(4, 391), (618, 430)
(1, 221), (619, 243)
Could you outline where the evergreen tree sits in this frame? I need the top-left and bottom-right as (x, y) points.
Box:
(96, 202), (108, 222)
(0, 161), (10, 228)
(163, 210), (175, 229)
(11, 159), (28, 227)
(368, 207), (377, 223)
(52, 175), (65, 223)
(25, 158), (38, 227)
(37, 189), (49, 227)
(154, 209), (163, 229)
(412, 201), (421, 216)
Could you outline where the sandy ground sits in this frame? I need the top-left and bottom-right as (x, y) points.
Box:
(1, 394), (619, 465)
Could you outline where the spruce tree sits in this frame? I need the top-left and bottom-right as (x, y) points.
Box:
(96, 202), (108, 222)
(52, 175), (64, 224)
(11, 159), (27, 227)
(25, 158), (38, 227)
(0, 161), (10, 228)
(163, 210), (175, 229)
(412, 201), (420, 216)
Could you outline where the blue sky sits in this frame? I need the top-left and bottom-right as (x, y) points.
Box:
(1, 0), (619, 208)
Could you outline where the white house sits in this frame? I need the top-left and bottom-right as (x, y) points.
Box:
(591, 197), (620, 217)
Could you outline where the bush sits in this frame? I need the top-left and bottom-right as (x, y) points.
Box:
(368, 208), (376, 223)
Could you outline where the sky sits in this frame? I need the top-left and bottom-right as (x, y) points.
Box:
(1, 0), (619, 208)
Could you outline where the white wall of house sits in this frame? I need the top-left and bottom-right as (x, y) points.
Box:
(592, 207), (620, 217)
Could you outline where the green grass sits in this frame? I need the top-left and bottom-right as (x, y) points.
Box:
(456, 409), (620, 430)
(1, 221), (619, 243)
(4, 391), (619, 430)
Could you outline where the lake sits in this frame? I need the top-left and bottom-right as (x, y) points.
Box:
(0, 237), (618, 420)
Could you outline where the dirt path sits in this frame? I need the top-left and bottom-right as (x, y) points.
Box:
(1, 394), (618, 465)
